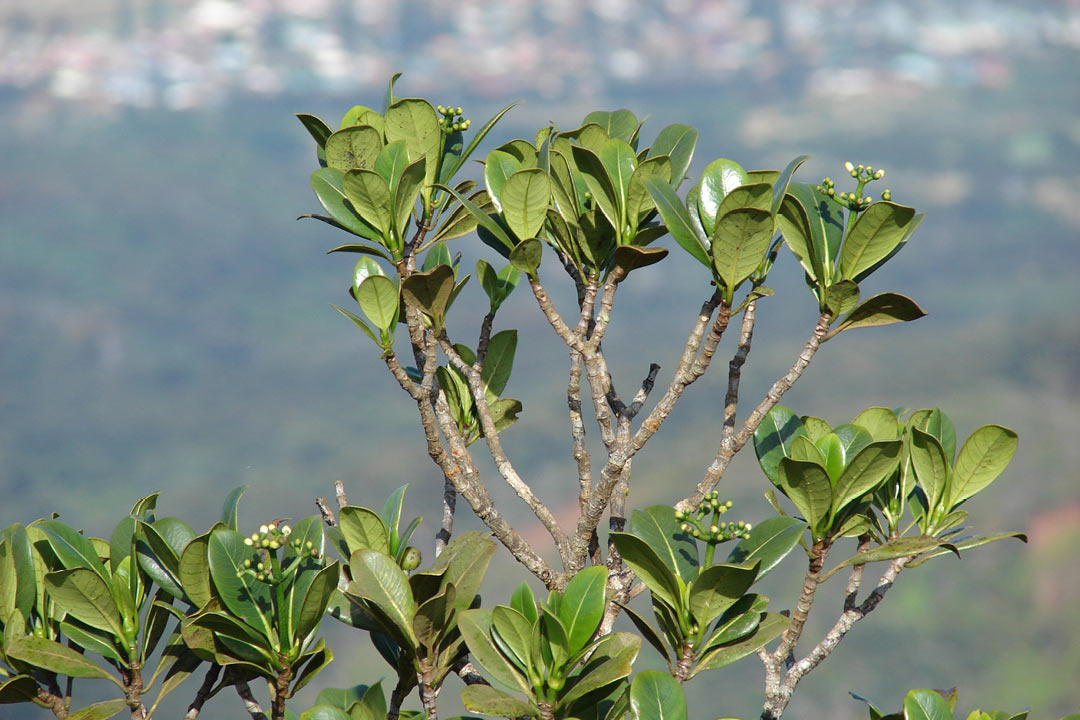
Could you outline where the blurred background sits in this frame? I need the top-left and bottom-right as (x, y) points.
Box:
(2, 1), (1079, 718)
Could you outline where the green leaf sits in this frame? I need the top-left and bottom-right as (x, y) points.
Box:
(832, 441), (902, 519)
(484, 150), (523, 211)
(435, 189), (494, 243)
(618, 602), (669, 663)
(585, 109), (638, 143)
(789, 182), (843, 280)
(753, 406), (809, 484)
(772, 155), (811, 214)
(776, 459), (833, 536)
(511, 582), (538, 625)
(572, 145), (620, 231)
(599, 139), (638, 226)
(609, 533), (682, 613)
(331, 305), (379, 345)
(325, 126), (384, 173)
(840, 202), (917, 281)
(509, 238), (543, 277)
(951, 425), (1018, 505)
(375, 140), (410, 193)
(702, 595), (765, 650)
(437, 532), (496, 609)
(177, 529), (214, 608)
(60, 618), (123, 664)
(776, 193), (819, 284)
(614, 245), (669, 278)
(308, 169), (382, 241)
(481, 330), (517, 397)
(6, 636), (122, 684)
(648, 124), (697, 187)
(384, 98), (441, 192)
(343, 169), (393, 236)
(559, 632), (640, 707)
(698, 158), (749, 236)
(298, 113), (333, 149)
(826, 537), (957, 579)
(220, 487), (246, 531)
(625, 156), (672, 226)
(626, 506), (698, 583)
(690, 612), (788, 676)
(393, 156), (426, 239)
(726, 517), (806, 580)
(135, 521), (185, 600)
(712, 208), (775, 292)
(64, 698), (128, 720)
(642, 176), (710, 268)
(356, 275), (399, 331)
(903, 689), (953, 720)
(630, 670), (686, 720)
(37, 520), (107, 579)
(296, 563), (339, 644)
(301, 706), (353, 720)
(459, 609), (533, 695)
(829, 294), (926, 337)
(45, 569), (126, 641)
(0, 675), (39, 704)
(207, 529), (274, 638)
(340, 104), (378, 129)
(910, 429), (949, 511)
(500, 169), (551, 242)
(824, 280), (860, 318)
(347, 549), (417, 648)
(905, 532), (1026, 568)
(461, 685), (539, 718)
(853, 408), (900, 442)
(558, 565), (607, 656)
(401, 265), (455, 331)
(491, 605), (532, 671)
(380, 486), (408, 554)
(440, 184), (515, 254)
(689, 563), (758, 628)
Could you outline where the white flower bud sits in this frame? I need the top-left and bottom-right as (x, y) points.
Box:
(844, 161), (855, 173)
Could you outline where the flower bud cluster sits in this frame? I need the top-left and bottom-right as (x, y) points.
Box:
(243, 521), (294, 551)
(820, 161), (891, 212)
(237, 520), (320, 585)
(674, 492), (752, 543)
(437, 104), (470, 134)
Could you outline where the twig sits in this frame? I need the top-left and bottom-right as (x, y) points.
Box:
(679, 312), (832, 512)
(628, 363), (661, 417)
(231, 676), (268, 720)
(720, 301), (758, 445)
(183, 666), (221, 720)
(435, 476), (456, 557)
(333, 480), (347, 510)
(315, 496), (337, 527)
(529, 276), (585, 352)
(452, 659), (491, 687)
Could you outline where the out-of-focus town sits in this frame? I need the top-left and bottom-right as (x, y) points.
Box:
(3, 0), (1080, 112)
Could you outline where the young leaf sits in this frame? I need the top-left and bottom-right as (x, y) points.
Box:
(356, 275), (399, 331)
(753, 406), (808, 484)
(698, 158), (749, 236)
(558, 565), (607, 656)
(347, 549), (418, 648)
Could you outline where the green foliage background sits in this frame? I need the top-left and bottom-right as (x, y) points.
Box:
(1, 44), (1079, 720)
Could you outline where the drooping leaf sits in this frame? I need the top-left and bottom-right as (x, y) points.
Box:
(613, 246), (668, 276)
(509, 238), (543, 277)
(829, 294), (926, 337)
(45, 568), (127, 641)
(461, 685), (539, 718)
(401, 265), (455, 331)
(6, 636), (122, 684)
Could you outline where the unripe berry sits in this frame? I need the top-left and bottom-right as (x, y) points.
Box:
(401, 547), (422, 571)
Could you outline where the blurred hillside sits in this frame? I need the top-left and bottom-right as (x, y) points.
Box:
(2, 2), (1079, 719)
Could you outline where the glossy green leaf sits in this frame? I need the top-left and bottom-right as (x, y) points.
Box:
(776, 458), (833, 535)
(295, 563), (339, 645)
(135, 521), (185, 600)
(343, 169), (392, 236)
(712, 207), (775, 292)
(45, 569), (126, 641)
(585, 109), (638, 143)
(853, 408), (900, 442)
(491, 604), (531, 671)
(356, 275), (398, 331)
(459, 609), (533, 695)
(702, 595), (765, 650)
(698, 158), (749, 236)
(484, 150), (523, 211)
(220, 487), (245, 531)
(37, 520), (107, 579)
(500, 169), (550, 242)
(393, 156), (426, 238)
(348, 549), (417, 647)
(630, 670), (686, 720)
(690, 612), (788, 676)
(599, 139), (637, 223)
(627, 506), (698, 583)
(609, 533), (682, 612)
(776, 193), (819, 283)
(689, 563), (758, 628)
(440, 184), (515, 254)
(642, 176), (710, 268)
(726, 517), (806, 579)
(753, 406), (809, 484)
(832, 441), (902, 518)
(815, 433), (845, 481)
(177, 529), (213, 608)
(6, 636), (122, 683)
(301, 706), (352, 720)
(824, 280), (860, 318)
(0, 675), (38, 705)
(511, 582), (538, 625)
(325, 126), (383, 172)
(771, 155), (811, 214)
(903, 689), (953, 720)
(481, 330), (517, 397)
(840, 202), (917, 281)
(558, 632), (640, 706)
(789, 182), (843, 276)
(910, 429), (949, 511)
(559, 565), (607, 656)
(207, 529), (273, 638)
(951, 425), (1018, 505)
(648, 124), (697, 187)
(509, 238), (543, 277)
(571, 145), (620, 231)
(462, 685), (539, 718)
(829, 294), (926, 337)
(625, 156), (671, 225)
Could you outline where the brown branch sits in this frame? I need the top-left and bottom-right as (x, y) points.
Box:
(315, 496), (337, 527)
(182, 666), (221, 720)
(585, 269), (625, 350)
(475, 311), (496, 368)
(679, 312), (832, 513)
(36, 687), (68, 719)
(569, 281), (600, 512)
(452, 659), (491, 686)
(230, 676), (268, 720)
(628, 364), (661, 417)
(435, 476), (456, 558)
(529, 276), (585, 352)
(720, 301), (758, 445)
(440, 337), (571, 564)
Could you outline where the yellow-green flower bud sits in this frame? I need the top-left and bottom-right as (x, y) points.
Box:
(257, 562), (265, 571)
(882, 189), (892, 201)
(244, 537), (253, 546)
(268, 541), (280, 550)
(401, 547), (422, 571)
(844, 161), (855, 174)
(437, 105), (446, 114)
(874, 168), (885, 180)
(259, 524), (268, 534)
(282, 525), (291, 535)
